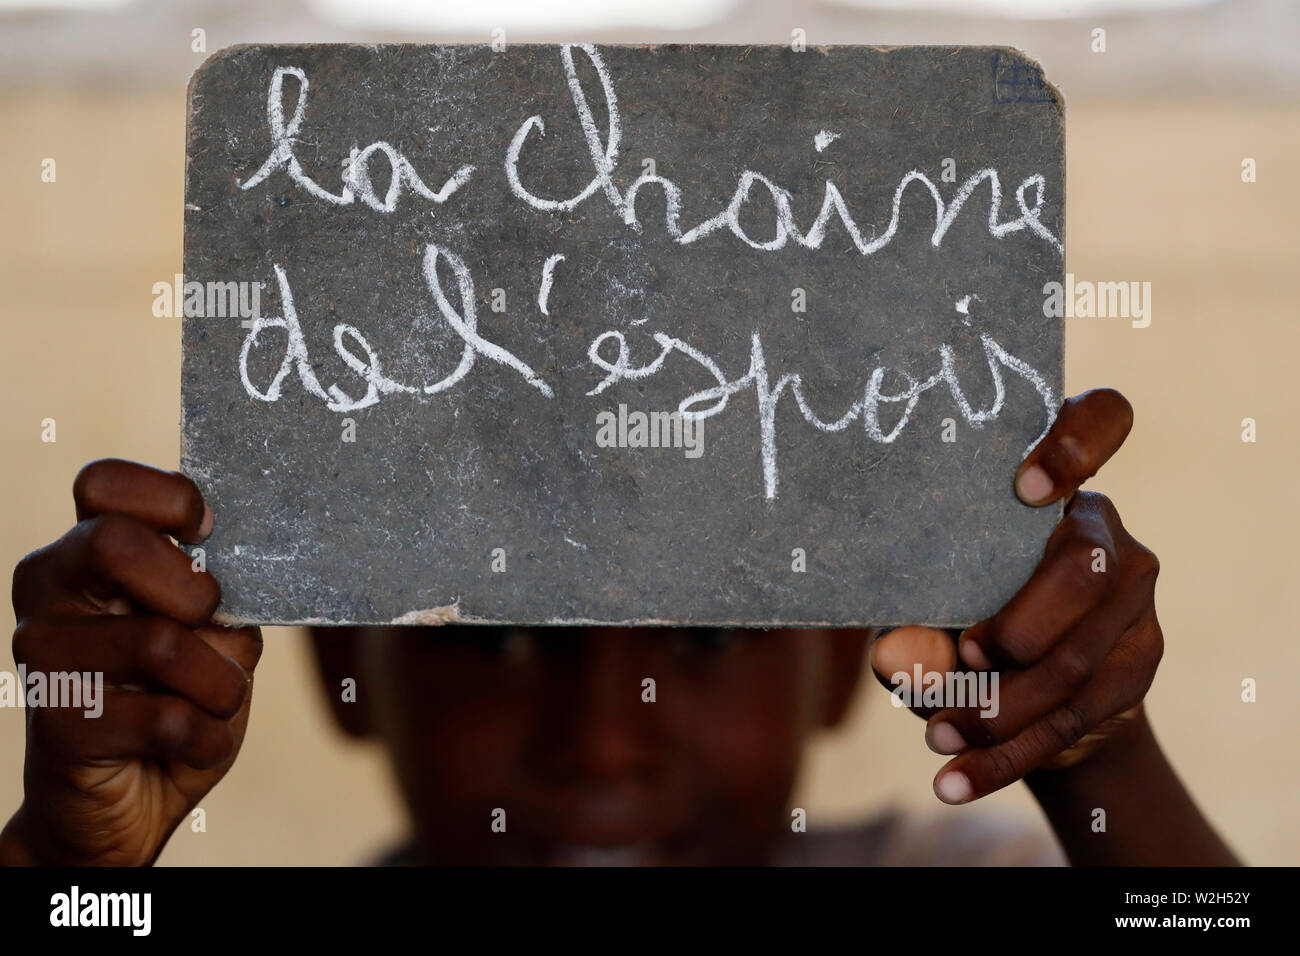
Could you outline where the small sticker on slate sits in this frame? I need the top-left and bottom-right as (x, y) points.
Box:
(181, 43), (1065, 627)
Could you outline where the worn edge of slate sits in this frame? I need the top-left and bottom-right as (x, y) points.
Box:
(181, 43), (1067, 629)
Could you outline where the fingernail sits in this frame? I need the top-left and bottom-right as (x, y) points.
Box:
(1015, 464), (1054, 504)
(959, 638), (990, 670)
(928, 722), (968, 755)
(934, 771), (973, 805)
(198, 504), (214, 539)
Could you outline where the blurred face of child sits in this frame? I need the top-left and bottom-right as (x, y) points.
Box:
(311, 626), (869, 865)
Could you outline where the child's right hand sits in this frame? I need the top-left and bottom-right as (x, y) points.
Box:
(2, 459), (261, 865)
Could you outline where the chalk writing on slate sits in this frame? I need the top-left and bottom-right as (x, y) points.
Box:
(181, 44), (1065, 627)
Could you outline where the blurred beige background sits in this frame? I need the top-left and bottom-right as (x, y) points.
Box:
(1, 0), (1297, 864)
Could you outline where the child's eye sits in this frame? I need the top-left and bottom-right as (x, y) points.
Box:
(440, 626), (534, 661)
(481, 628), (535, 660)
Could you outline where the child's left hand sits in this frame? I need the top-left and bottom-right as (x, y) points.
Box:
(870, 388), (1164, 805)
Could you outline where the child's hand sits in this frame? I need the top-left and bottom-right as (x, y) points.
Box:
(871, 389), (1163, 805)
(2, 460), (261, 865)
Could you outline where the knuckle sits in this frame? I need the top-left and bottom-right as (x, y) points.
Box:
(989, 611), (1042, 665)
(11, 550), (40, 611)
(11, 619), (42, 664)
(1136, 620), (1165, 674)
(965, 713), (1005, 747)
(1060, 539), (1115, 598)
(152, 699), (200, 756)
(138, 618), (184, 676)
(1049, 643), (1094, 690)
(1149, 623), (1165, 667)
(71, 460), (108, 508)
(1130, 542), (1160, 582)
(84, 513), (136, 571)
(982, 743), (1023, 787)
(1092, 491), (1121, 524)
(1042, 702), (1090, 753)
(1054, 502), (1111, 551)
(1064, 490), (1108, 524)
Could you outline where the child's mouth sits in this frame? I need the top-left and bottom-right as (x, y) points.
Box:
(541, 843), (658, 867)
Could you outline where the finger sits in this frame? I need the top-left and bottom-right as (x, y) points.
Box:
(162, 626), (264, 799)
(957, 492), (1119, 671)
(929, 580), (1153, 754)
(194, 625), (263, 676)
(12, 616), (249, 719)
(164, 627), (263, 798)
(869, 626), (959, 719)
(73, 459), (212, 542)
(12, 513), (221, 626)
(931, 619), (1163, 804)
(29, 689), (238, 771)
(1014, 389), (1133, 507)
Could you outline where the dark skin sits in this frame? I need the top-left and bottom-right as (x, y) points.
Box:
(0, 389), (1238, 865)
(310, 625), (864, 865)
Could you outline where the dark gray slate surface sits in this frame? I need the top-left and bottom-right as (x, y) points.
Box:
(182, 43), (1065, 626)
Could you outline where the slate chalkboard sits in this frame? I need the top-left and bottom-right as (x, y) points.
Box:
(181, 43), (1065, 627)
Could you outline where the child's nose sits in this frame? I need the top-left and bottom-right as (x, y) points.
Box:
(542, 630), (660, 782)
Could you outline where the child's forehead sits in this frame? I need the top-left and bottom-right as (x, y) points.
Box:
(320, 624), (851, 655)
(340, 624), (753, 640)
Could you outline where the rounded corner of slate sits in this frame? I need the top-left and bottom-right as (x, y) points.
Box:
(187, 44), (269, 110)
(990, 45), (1066, 115)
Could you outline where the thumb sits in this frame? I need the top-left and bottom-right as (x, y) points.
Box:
(1013, 388), (1133, 507)
(869, 626), (960, 720)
